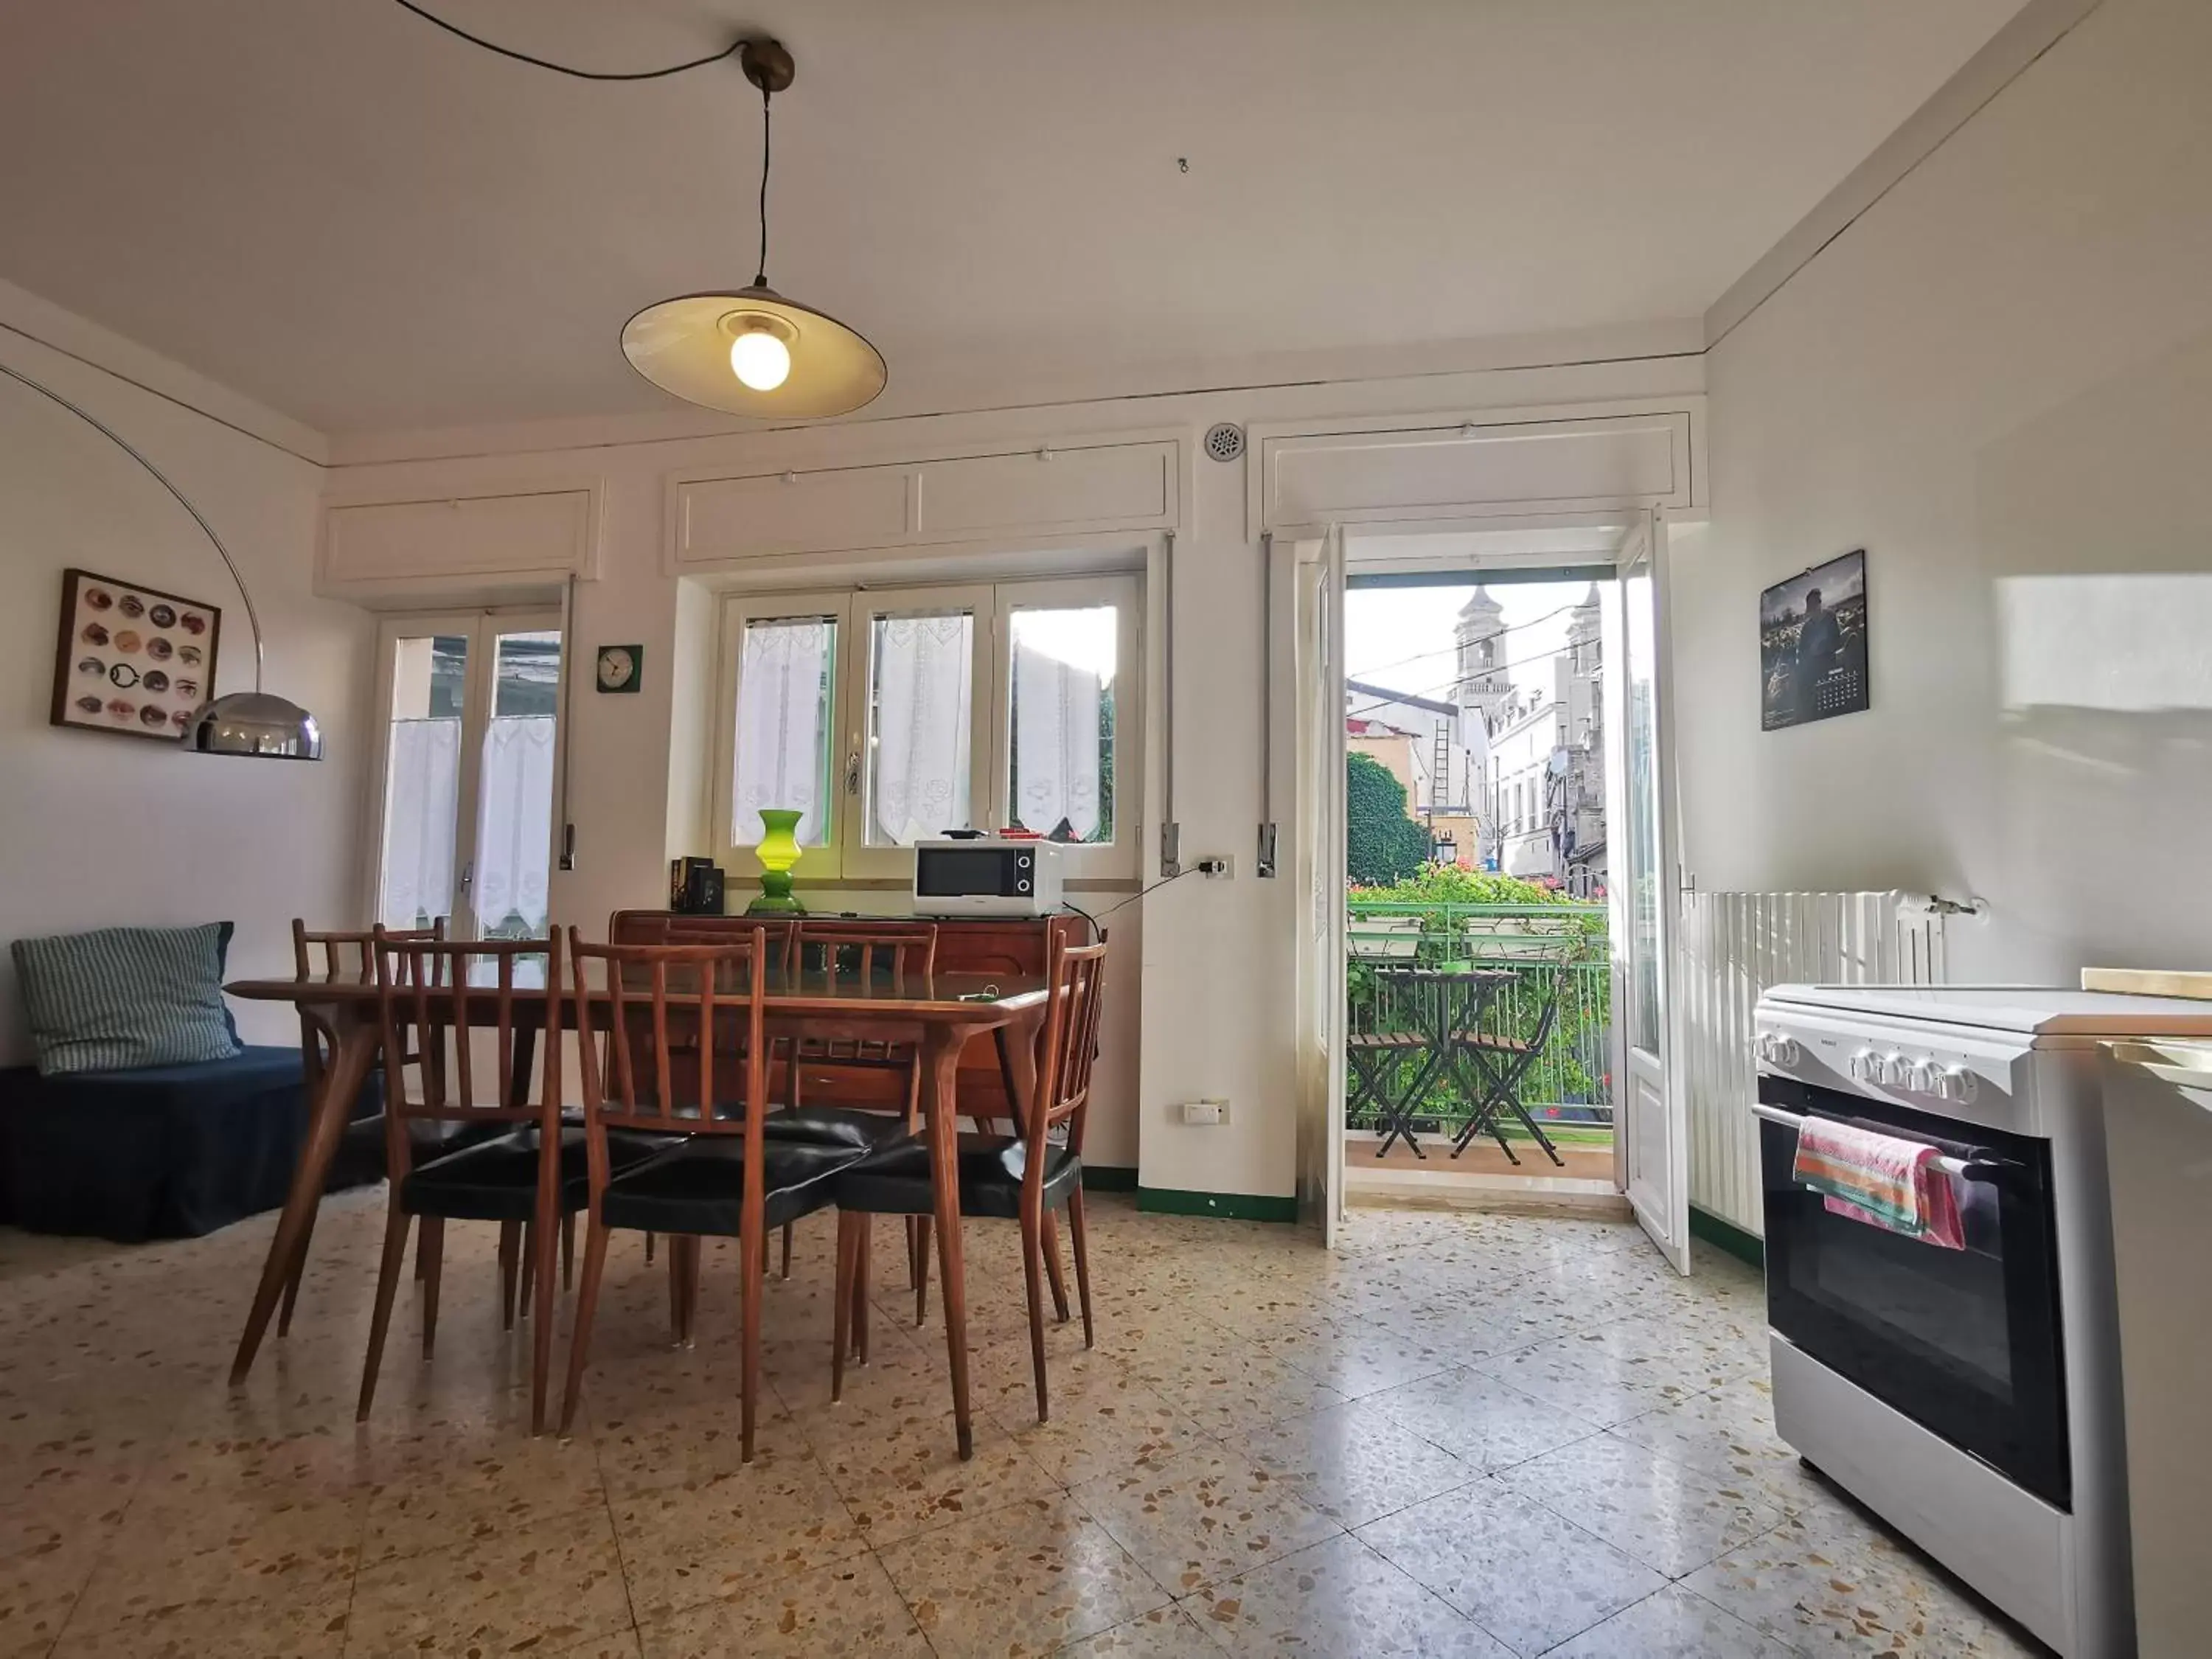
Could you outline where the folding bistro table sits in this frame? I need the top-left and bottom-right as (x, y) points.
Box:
(1347, 967), (1512, 1159)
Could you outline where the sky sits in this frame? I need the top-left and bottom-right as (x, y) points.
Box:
(1344, 579), (1596, 711)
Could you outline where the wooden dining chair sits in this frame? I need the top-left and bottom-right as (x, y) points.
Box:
(602, 912), (800, 1273)
(832, 936), (1107, 1423)
(281, 918), (444, 1335)
(558, 928), (873, 1460)
(357, 931), (664, 1432)
(773, 920), (940, 1283)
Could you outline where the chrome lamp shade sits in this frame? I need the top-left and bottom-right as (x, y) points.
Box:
(1, 358), (324, 764)
(186, 692), (323, 759)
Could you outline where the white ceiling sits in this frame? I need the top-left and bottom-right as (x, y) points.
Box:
(0, 0), (2023, 437)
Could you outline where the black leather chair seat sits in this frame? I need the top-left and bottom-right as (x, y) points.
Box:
(835, 1139), (1082, 1222)
(601, 1138), (868, 1237)
(760, 1105), (911, 1151)
(401, 1125), (671, 1222)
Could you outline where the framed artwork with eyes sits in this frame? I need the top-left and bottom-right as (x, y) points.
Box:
(49, 567), (223, 742)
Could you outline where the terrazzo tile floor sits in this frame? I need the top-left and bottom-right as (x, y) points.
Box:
(0, 1191), (2048, 1657)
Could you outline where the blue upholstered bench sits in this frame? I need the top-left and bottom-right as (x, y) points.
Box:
(0, 1047), (381, 1242)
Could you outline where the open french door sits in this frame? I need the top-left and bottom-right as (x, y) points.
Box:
(1601, 509), (1690, 1271)
(1290, 528), (1347, 1245)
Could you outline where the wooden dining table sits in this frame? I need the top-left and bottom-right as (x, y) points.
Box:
(225, 967), (1050, 1458)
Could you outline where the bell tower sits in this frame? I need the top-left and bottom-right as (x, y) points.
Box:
(1453, 587), (1510, 734)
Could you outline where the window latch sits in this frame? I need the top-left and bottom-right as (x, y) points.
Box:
(844, 752), (862, 796)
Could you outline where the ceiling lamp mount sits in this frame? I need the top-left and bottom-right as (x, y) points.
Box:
(738, 36), (794, 98)
(621, 36), (886, 420)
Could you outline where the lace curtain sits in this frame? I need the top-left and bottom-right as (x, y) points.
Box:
(872, 613), (973, 844)
(378, 716), (554, 935)
(1013, 641), (1102, 840)
(733, 618), (833, 844)
(380, 719), (459, 928)
(472, 716), (556, 935)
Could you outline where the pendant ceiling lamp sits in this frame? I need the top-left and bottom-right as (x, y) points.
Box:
(0, 361), (321, 761)
(621, 39), (886, 420)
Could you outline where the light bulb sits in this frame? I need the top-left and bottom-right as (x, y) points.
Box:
(729, 328), (790, 392)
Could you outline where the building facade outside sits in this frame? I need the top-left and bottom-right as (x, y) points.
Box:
(1454, 585), (1607, 895)
(1343, 582), (1608, 888)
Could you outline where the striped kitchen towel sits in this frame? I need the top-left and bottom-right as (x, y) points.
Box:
(1792, 1116), (1964, 1248)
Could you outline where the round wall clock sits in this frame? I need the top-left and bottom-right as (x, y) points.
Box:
(595, 644), (643, 694)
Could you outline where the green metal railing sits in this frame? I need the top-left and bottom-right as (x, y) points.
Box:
(1347, 900), (1613, 1144)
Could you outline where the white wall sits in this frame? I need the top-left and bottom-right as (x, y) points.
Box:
(327, 349), (1702, 1199)
(0, 315), (368, 1061)
(1675, 0), (2212, 984)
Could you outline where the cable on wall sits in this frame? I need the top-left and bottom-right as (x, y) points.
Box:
(556, 572), (579, 871)
(1158, 529), (1180, 877)
(1257, 532), (1278, 877)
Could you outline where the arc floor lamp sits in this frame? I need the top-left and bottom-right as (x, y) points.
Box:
(1, 358), (321, 760)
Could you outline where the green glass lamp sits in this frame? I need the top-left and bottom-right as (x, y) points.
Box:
(748, 809), (807, 915)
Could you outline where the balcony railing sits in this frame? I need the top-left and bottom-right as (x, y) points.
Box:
(1346, 900), (1613, 1151)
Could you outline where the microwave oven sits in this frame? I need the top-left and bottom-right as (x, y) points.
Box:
(912, 838), (1064, 916)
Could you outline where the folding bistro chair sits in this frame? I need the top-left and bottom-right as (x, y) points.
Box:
(1448, 990), (1565, 1166)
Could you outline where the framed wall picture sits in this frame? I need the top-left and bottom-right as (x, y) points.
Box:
(1760, 548), (1869, 731)
(49, 568), (223, 743)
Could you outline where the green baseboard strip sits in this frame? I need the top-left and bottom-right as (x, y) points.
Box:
(1136, 1186), (1298, 1223)
(1082, 1165), (1138, 1192)
(1690, 1205), (1765, 1270)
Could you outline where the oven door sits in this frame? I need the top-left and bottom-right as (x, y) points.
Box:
(1757, 1074), (2070, 1508)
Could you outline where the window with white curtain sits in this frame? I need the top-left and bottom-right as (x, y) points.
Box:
(716, 574), (1140, 881)
(370, 611), (564, 947)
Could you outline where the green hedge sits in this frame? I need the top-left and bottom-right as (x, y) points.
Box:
(1347, 753), (1432, 886)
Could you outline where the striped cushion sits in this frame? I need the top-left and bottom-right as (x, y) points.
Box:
(10, 923), (242, 1077)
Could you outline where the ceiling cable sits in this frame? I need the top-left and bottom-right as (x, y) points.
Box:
(1345, 598), (1585, 693)
(389, 1), (741, 81)
(1345, 636), (1593, 720)
(754, 80), (772, 286)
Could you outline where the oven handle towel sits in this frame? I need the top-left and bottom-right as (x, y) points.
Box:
(1788, 1114), (1966, 1250)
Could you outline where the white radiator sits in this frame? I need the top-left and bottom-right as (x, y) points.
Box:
(1679, 889), (1949, 1237)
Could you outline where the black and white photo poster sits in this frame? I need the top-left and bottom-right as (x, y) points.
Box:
(1761, 549), (1869, 731)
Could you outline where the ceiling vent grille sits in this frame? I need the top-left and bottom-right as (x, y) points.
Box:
(1203, 422), (1246, 463)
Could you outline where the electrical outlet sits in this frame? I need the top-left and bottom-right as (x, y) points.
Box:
(1196, 855), (1234, 879)
(1179, 1099), (1230, 1126)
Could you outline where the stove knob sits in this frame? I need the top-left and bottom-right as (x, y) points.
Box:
(1849, 1048), (1877, 1081)
(1881, 1053), (1910, 1086)
(1937, 1065), (1978, 1104)
(1905, 1060), (1939, 1093)
(1767, 1036), (1801, 1068)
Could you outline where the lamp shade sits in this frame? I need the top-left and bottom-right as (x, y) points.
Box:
(185, 692), (323, 760)
(621, 285), (886, 420)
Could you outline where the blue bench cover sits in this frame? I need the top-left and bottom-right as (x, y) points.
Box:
(0, 1046), (380, 1242)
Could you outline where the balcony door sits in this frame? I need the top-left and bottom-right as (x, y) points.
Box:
(369, 610), (564, 945)
(1601, 509), (1690, 1272)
